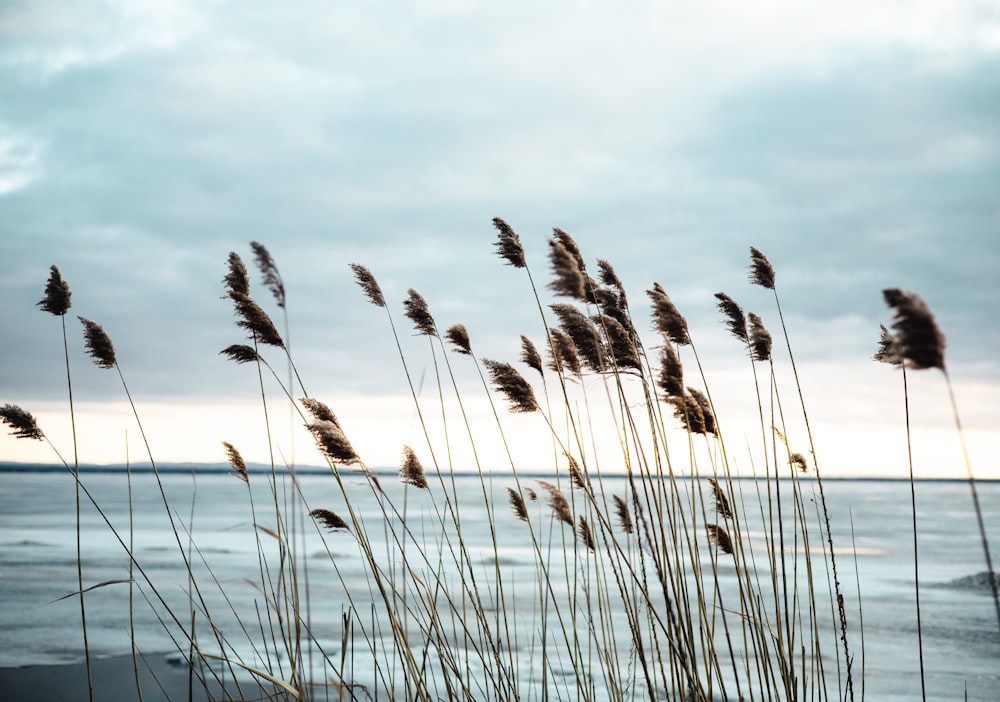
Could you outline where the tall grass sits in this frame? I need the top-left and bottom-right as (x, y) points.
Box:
(1, 222), (996, 701)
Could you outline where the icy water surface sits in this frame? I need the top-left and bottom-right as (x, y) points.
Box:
(0, 468), (997, 700)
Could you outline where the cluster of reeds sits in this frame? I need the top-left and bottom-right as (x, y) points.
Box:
(2, 223), (997, 702)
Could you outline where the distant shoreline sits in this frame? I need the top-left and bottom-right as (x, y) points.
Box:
(0, 461), (994, 482)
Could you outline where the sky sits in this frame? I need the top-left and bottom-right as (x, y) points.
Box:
(1, 0), (998, 478)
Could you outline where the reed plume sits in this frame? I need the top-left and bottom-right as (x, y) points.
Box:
(0, 403), (45, 440)
(310, 509), (349, 532)
(233, 298), (285, 348)
(403, 289), (437, 336)
(647, 283), (690, 345)
(707, 477), (733, 519)
(707, 524), (735, 555)
(577, 516), (596, 552)
(519, 335), (543, 376)
(656, 345), (684, 399)
(483, 359), (539, 413)
(613, 495), (633, 534)
(882, 289), (946, 371)
(222, 441), (249, 483)
(594, 313), (641, 370)
(597, 258), (626, 299)
(748, 312), (772, 362)
(715, 292), (748, 343)
(301, 397), (340, 426)
(547, 328), (581, 377)
(507, 488), (529, 522)
(37, 265), (72, 316)
(548, 238), (587, 300)
(689, 387), (716, 435)
(538, 480), (573, 527)
(223, 252), (251, 301)
(306, 420), (360, 465)
(524, 487), (538, 502)
(873, 324), (902, 366)
(492, 217), (526, 268)
(748, 246), (776, 289)
(349, 264), (386, 308)
(250, 241), (286, 309)
(550, 303), (604, 372)
(220, 344), (261, 364)
(400, 446), (429, 489)
(78, 317), (117, 369)
(445, 324), (473, 355)
(790, 452), (809, 474)
(565, 453), (586, 490)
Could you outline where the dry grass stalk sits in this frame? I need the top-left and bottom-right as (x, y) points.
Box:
(715, 292), (748, 343)
(222, 441), (249, 483)
(37, 265), (72, 316)
(223, 252), (250, 301)
(0, 404), (44, 441)
(882, 289), (946, 371)
(647, 283), (690, 346)
(310, 509), (349, 532)
(233, 298), (284, 348)
(657, 345), (684, 399)
(873, 323), (903, 367)
(349, 264), (386, 308)
(306, 420), (360, 465)
(519, 335), (543, 376)
(748, 312), (772, 362)
(492, 217), (526, 268)
(577, 516), (596, 551)
(483, 359), (538, 413)
(790, 452), (809, 474)
(404, 289), (437, 336)
(707, 478), (733, 519)
(250, 241), (286, 309)
(613, 494), (633, 534)
(547, 328), (581, 377)
(706, 523), (735, 555)
(445, 324), (473, 355)
(748, 246), (776, 289)
(400, 446), (429, 489)
(507, 488), (529, 522)
(220, 344), (261, 364)
(78, 317), (117, 369)
(537, 480), (573, 527)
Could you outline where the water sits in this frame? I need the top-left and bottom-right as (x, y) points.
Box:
(0, 468), (997, 700)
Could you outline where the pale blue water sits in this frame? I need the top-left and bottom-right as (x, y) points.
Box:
(0, 468), (997, 700)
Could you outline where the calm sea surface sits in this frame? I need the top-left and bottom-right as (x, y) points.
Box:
(1, 468), (997, 700)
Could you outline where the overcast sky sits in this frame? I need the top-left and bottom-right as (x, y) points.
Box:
(1, 1), (998, 477)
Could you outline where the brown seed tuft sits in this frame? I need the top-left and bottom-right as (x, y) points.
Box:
(671, 391), (706, 434)
(445, 324), (473, 355)
(400, 445), (428, 489)
(657, 345), (684, 399)
(706, 523), (735, 555)
(306, 420), (360, 465)
(748, 313), (772, 362)
(310, 509), (349, 532)
(301, 397), (340, 426)
(882, 289), (946, 371)
(524, 487), (538, 502)
(349, 264), (386, 308)
(507, 488), (529, 521)
(250, 242), (286, 309)
(707, 477), (733, 519)
(596, 259), (625, 299)
(492, 217), (526, 268)
(519, 335), (543, 376)
(78, 317), (117, 369)
(613, 494), (633, 534)
(37, 265), (72, 316)
(790, 452), (809, 474)
(715, 293), (748, 343)
(537, 480), (573, 527)
(748, 247), (776, 289)
(547, 328), (581, 377)
(873, 323), (903, 366)
(0, 404), (44, 441)
(550, 304), (604, 373)
(234, 298), (284, 348)
(483, 359), (538, 413)
(647, 283), (690, 346)
(222, 442), (248, 483)
(220, 344), (261, 364)
(548, 238), (587, 300)
(565, 453), (586, 490)
(577, 515), (596, 551)
(689, 387), (716, 435)
(223, 252), (251, 301)
(403, 289), (437, 336)
(593, 313), (641, 371)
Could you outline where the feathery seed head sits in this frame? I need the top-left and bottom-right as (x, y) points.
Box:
(706, 524), (735, 555)
(873, 324), (903, 366)
(492, 217), (526, 268)
(537, 480), (573, 527)
(613, 495), (634, 534)
(656, 345), (684, 399)
(547, 328), (582, 377)
(550, 303), (605, 372)
(306, 420), (360, 465)
(707, 477), (733, 519)
(78, 317), (116, 369)
(310, 509), (349, 532)
(223, 252), (251, 301)
(577, 515), (596, 551)
(222, 442), (248, 483)
(689, 387), (716, 435)
(519, 335), (543, 376)
(220, 344), (261, 364)
(37, 266), (72, 316)
(445, 324), (473, 355)
(715, 292), (748, 343)
(647, 283), (690, 346)
(301, 397), (340, 426)
(250, 241), (286, 309)
(0, 404), (44, 441)
(234, 298), (284, 348)
(400, 445), (428, 489)
(507, 488), (529, 521)
(748, 247), (776, 289)
(483, 359), (538, 413)
(349, 264), (386, 308)
(547, 238), (587, 300)
(790, 452), (809, 474)
(882, 288), (946, 371)
(403, 289), (437, 336)
(748, 312), (772, 362)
